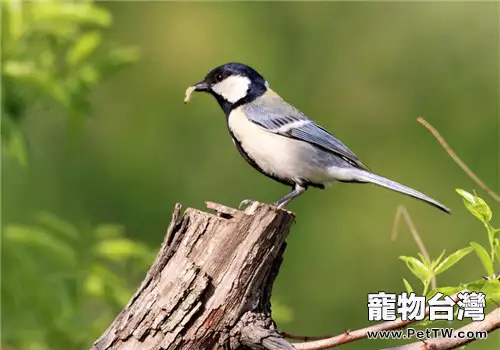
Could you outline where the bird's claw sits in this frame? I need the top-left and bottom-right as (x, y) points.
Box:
(239, 199), (255, 210)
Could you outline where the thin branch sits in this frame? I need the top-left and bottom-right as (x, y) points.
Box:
(417, 117), (500, 202)
(289, 120), (500, 350)
(391, 205), (436, 290)
(386, 307), (500, 350)
(279, 332), (336, 342)
(291, 319), (417, 350)
(291, 293), (462, 350)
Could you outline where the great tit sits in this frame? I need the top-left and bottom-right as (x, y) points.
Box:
(184, 62), (450, 213)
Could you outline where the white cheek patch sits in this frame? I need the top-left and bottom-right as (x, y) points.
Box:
(212, 75), (251, 103)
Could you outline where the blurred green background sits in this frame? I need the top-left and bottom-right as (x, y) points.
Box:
(2, 1), (499, 349)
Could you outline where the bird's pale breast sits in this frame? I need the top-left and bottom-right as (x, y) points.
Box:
(228, 107), (334, 185)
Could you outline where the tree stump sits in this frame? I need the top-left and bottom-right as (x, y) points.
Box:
(91, 201), (296, 350)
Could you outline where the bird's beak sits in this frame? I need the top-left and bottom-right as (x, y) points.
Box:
(193, 81), (209, 91)
(184, 81), (210, 103)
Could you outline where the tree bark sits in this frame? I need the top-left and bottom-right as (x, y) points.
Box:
(91, 201), (296, 350)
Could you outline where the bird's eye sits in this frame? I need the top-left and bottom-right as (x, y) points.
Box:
(215, 73), (223, 82)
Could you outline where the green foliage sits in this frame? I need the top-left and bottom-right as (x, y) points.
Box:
(400, 248), (472, 295)
(401, 189), (500, 313)
(465, 279), (500, 303)
(2, 2), (499, 349)
(2, 215), (155, 350)
(2, 2), (145, 350)
(456, 189), (493, 224)
(456, 189), (500, 269)
(402, 278), (414, 294)
(1, 0), (139, 165)
(470, 242), (495, 277)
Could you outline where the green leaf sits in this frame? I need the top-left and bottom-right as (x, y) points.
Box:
(456, 189), (492, 223)
(31, 2), (112, 27)
(480, 280), (500, 303)
(466, 280), (500, 303)
(418, 253), (430, 267)
(494, 240), (500, 263)
(431, 250), (446, 270)
(35, 211), (79, 240)
(67, 31), (102, 67)
(399, 256), (430, 282)
(79, 65), (100, 85)
(470, 242), (495, 276)
(426, 286), (463, 299)
(94, 238), (152, 262)
(84, 274), (105, 297)
(5, 0), (25, 41)
(93, 224), (125, 240)
(3, 60), (36, 78)
(466, 280), (488, 291)
(402, 278), (414, 294)
(4, 225), (76, 265)
(3, 60), (70, 107)
(486, 224), (496, 251)
(434, 247), (472, 275)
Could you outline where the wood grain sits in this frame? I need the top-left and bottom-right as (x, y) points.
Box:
(91, 201), (295, 350)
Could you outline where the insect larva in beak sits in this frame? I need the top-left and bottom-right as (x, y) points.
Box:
(184, 86), (196, 103)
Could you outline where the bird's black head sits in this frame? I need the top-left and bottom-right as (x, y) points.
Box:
(188, 62), (269, 115)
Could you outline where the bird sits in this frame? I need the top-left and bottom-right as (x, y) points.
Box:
(184, 62), (450, 214)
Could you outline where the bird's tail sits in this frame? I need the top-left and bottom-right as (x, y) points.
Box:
(350, 169), (451, 214)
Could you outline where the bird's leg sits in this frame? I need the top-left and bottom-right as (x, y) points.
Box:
(272, 184), (307, 209)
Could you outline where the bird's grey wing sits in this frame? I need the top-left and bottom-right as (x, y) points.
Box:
(243, 91), (369, 170)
